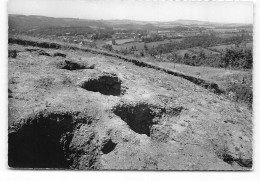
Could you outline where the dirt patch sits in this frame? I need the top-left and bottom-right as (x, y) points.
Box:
(79, 75), (123, 96)
(58, 60), (94, 70)
(34, 76), (55, 89)
(8, 111), (100, 169)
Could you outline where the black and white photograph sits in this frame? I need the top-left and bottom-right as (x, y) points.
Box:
(6, 0), (254, 171)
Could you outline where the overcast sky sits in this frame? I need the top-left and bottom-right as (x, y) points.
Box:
(8, 0), (253, 24)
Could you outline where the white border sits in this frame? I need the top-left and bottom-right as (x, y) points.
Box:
(1, 0), (259, 181)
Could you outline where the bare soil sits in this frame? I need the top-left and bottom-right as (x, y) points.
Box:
(8, 41), (252, 170)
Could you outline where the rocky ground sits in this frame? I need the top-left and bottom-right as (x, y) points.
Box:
(8, 42), (252, 170)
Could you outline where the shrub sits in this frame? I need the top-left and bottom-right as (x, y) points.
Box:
(226, 82), (252, 106)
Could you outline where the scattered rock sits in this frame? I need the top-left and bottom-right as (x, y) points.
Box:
(53, 52), (66, 58)
(37, 50), (51, 56)
(25, 48), (41, 52)
(58, 60), (94, 70)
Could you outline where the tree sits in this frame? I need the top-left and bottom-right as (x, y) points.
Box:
(147, 48), (157, 57)
(183, 53), (190, 65)
(112, 39), (116, 45)
(222, 48), (253, 70)
(144, 44), (148, 51)
(157, 45), (164, 60)
(170, 50), (178, 69)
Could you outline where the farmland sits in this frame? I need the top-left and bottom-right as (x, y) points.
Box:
(106, 38), (135, 45)
(208, 44), (236, 52)
(108, 38), (182, 52)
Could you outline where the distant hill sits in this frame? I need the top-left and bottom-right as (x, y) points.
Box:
(8, 14), (108, 32)
(8, 14), (159, 32)
(8, 14), (252, 33)
(171, 19), (213, 25)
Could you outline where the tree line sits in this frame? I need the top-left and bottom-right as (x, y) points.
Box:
(166, 47), (252, 70)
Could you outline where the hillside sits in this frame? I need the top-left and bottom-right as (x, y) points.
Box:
(8, 14), (157, 33)
(9, 14), (251, 33)
(8, 14), (108, 32)
(8, 36), (252, 170)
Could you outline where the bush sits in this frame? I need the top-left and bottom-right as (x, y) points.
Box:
(226, 82), (252, 106)
(102, 44), (113, 51)
(222, 48), (253, 69)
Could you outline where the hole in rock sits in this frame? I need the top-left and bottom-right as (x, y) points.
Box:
(80, 75), (123, 96)
(8, 112), (76, 168)
(113, 103), (162, 136)
(101, 139), (117, 154)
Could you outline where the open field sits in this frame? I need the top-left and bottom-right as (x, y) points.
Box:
(111, 39), (182, 52)
(151, 62), (251, 87)
(190, 47), (220, 55)
(8, 35), (252, 170)
(170, 47), (220, 57)
(208, 44), (236, 52)
(217, 34), (238, 38)
(212, 29), (239, 33)
(106, 38), (135, 45)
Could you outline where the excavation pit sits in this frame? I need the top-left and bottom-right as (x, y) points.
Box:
(113, 103), (162, 137)
(80, 75), (123, 96)
(101, 139), (117, 154)
(9, 112), (82, 168)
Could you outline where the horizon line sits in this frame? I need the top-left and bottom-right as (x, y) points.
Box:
(8, 13), (253, 25)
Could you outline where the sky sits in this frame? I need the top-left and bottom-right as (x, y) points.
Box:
(8, 0), (254, 24)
